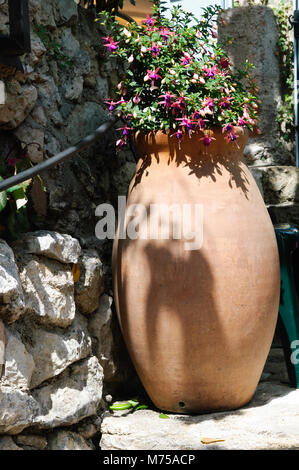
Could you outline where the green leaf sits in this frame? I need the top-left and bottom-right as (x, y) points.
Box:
(159, 413), (170, 419)
(127, 400), (139, 408)
(0, 177), (7, 212)
(135, 405), (149, 410)
(6, 184), (21, 193)
(109, 402), (133, 411)
(0, 190), (7, 212)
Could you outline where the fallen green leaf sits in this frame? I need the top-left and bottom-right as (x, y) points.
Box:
(159, 413), (170, 419)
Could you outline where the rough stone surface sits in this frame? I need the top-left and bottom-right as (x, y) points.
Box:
(218, 6), (293, 165)
(16, 253), (76, 328)
(88, 295), (118, 382)
(101, 382), (299, 450)
(47, 430), (94, 450)
(0, 387), (40, 435)
(16, 231), (81, 264)
(0, 240), (25, 324)
(32, 356), (103, 429)
(256, 166), (299, 205)
(75, 249), (104, 314)
(25, 313), (92, 389)
(0, 320), (4, 377)
(54, 0), (78, 25)
(0, 327), (35, 390)
(15, 434), (47, 450)
(268, 202), (299, 228)
(0, 80), (37, 129)
(0, 436), (23, 450)
(14, 123), (44, 163)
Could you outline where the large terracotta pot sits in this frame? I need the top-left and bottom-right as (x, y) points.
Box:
(112, 128), (280, 414)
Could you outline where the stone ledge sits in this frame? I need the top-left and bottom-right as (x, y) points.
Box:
(100, 381), (299, 450)
(100, 349), (298, 451)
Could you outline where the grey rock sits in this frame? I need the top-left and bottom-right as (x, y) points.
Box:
(0, 436), (23, 450)
(0, 80), (37, 130)
(0, 240), (25, 324)
(101, 382), (299, 450)
(16, 230), (81, 264)
(267, 202), (299, 228)
(27, 313), (92, 389)
(0, 387), (40, 434)
(15, 434), (47, 450)
(30, 33), (47, 65)
(47, 430), (94, 450)
(260, 166), (299, 205)
(17, 253), (76, 328)
(14, 124), (44, 163)
(65, 102), (108, 144)
(0, 320), (4, 378)
(88, 295), (118, 381)
(75, 249), (104, 314)
(32, 356), (103, 429)
(64, 75), (84, 102)
(0, 327), (35, 390)
(54, 0), (78, 25)
(218, 6), (292, 165)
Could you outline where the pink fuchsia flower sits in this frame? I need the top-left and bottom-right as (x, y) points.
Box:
(142, 14), (156, 27)
(105, 98), (125, 112)
(102, 36), (119, 52)
(7, 156), (17, 166)
(133, 94), (141, 104)
(171, 95), (188, 113)
(211, 29), (218, 38)
(150, 43), (160, 57)
(199, 134), (216, 146)
(237, 117), (247, 126)
(195, 30), (202, 39)
(145, 67), (162, 87)
(158, 91), (175, 110)
(117, 124), (133, 138)
(222, 123), (235, 134)
(202, 65), (219, 79)
(171, 129), (185, 149)
(219, 58), (230, 69)
(176, 115), (196, 137)
(192, 112), (207, 130)
(180, 52), (193, 66)
(224, 132), (239, 146)
(219, 96), (232, 109)
(202, 97), (215, 111)
(159, 28), (173, 42)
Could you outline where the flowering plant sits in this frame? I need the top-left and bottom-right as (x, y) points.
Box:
(100, 1), (260, 149)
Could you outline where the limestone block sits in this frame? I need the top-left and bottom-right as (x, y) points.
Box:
(0, 240), (25, 325)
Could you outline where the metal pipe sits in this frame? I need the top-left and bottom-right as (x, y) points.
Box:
(0, 117), (116, 192)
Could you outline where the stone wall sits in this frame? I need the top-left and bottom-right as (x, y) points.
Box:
(0, 229), (132, 450)
(219, 5), (299, 228)
(0, 0), (136, 450)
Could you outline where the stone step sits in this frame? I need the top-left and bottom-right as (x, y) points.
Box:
(100, 349), (299, 451)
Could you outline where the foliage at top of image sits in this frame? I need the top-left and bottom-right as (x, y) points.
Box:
(100, 0), (260, 149)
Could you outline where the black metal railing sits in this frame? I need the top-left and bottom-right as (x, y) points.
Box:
(0, 9), (137, 193)
(0, 117), (116, 192)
